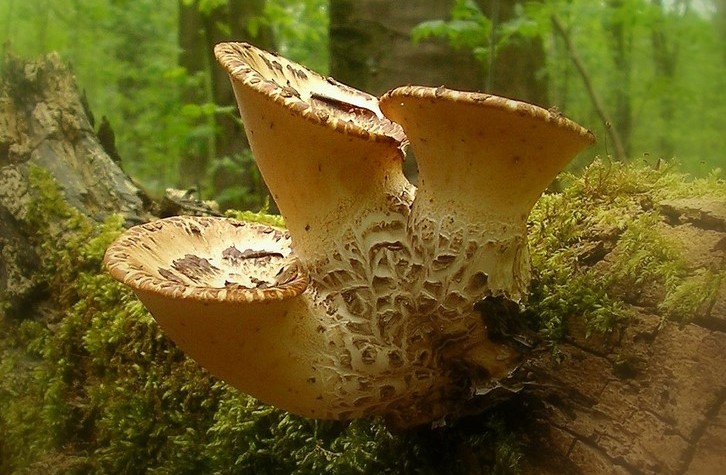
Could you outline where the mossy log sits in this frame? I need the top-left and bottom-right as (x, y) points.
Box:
(519, 200), (726, 474)
(1, 54), (724, 474)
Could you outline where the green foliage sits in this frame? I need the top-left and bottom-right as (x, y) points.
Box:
(265, 0), (329, 73)
(0, 0), (198, 193)
(413, 0), (725, 174)
(204, 150), (271, 211)
(412, 0), (541, 67)
(1, 0), (328, 206)
(413, 0), (494, 63)
(660, 267), (723, 324)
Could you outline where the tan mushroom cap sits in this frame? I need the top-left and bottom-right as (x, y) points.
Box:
(103, 217), (340, 418)
(380, 85), (594, 143)
(214, 42), (405, 144)
(213, 42), (413, 262)
(104, 216), (308, 303)
(379, 85), (596, 218)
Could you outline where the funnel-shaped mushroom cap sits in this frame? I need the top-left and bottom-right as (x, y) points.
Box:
(104, 216), (306, 303)
(214, 42), (412, 261)
(215, 42), (405, 142)
(379, 86), (595, 220)
(380, 86), (594, 299)
(103, 217), (337, 417)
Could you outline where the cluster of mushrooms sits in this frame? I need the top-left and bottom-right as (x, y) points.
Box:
(104, 42), (594, 429)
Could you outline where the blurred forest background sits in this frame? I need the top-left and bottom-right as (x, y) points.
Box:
(1, 0), (724, 211)
(1, 2), (725, 474)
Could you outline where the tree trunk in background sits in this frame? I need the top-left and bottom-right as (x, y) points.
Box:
(329, 0), (486, 180)
(329, 0), (548, 179)
(650, 0), (678, 159)
(330, 0), (548, 103)
(605, 0), (633, 158)
(329, 0), (486, 95)
(178, 0), (274, 208)
(0, 53), (152, 317)
(178, 0), (210, 189)
(473, 0), (549, 106)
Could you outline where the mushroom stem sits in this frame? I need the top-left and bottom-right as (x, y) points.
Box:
(214, 43), (411, 263)
(380, 86), (595, 299)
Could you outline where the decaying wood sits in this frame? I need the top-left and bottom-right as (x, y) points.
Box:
(0, 53), (149, 221)
(516, 199), (726, 475)
(0, 53), (152, 315)
(1, 54), (723, 474)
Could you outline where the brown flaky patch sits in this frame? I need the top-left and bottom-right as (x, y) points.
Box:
(214, 42), (406, 145)
(104, 216), (308, 303)
(380, 85), (596, 144)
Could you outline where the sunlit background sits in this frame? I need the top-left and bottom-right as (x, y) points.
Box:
(2, 0), (723, 210)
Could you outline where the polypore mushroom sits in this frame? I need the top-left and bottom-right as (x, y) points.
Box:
(105, 43), (595, 429)
(379, 86), (596, 302)
(103, 217), (337, 417)
(213, 42), (412, 263)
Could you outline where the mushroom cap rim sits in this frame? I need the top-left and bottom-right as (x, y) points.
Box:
(214, 42), (406, 146)
(380, 85), (596, 143)
(103, 216), (309, 304)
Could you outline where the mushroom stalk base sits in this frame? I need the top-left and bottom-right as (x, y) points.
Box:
(107, 209), (523, 429)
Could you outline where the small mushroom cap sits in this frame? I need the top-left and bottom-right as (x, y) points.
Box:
(214, 42), (405, 144)
(104, 216), (308, 303)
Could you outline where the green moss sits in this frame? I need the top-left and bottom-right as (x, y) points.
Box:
(225, 206), (285, 228)
(660, 268), (723, 324)
(1, 161), (722, 474)
(528, 159), (724, 343)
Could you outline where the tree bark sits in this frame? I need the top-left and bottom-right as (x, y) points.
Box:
(178, 0), (274, 209)
(329, 0), (486, 95)
(0, 53), (152, 316)
(518, 200), (726, 473)
(1, 55), (724, 474)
